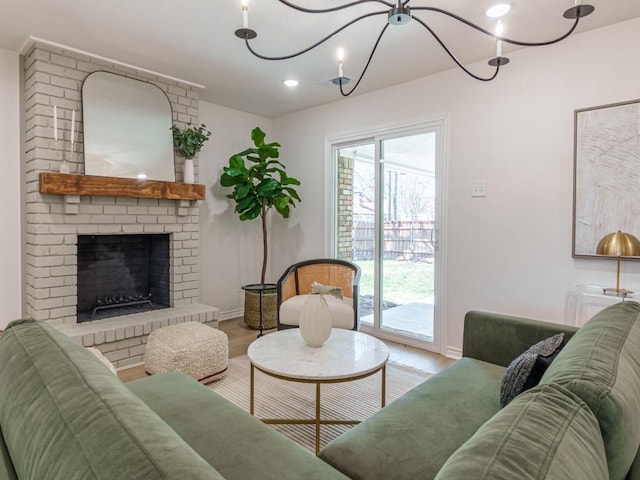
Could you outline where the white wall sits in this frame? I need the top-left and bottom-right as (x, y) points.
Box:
(270, 17), (640, 353)
(198, 101), (272, 319)
(0, 48), (22, 328)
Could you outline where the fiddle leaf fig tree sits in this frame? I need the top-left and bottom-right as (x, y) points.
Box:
(220, 127), (301, 284)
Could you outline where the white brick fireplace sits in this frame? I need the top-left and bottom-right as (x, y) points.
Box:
(23, 41), (218, 368)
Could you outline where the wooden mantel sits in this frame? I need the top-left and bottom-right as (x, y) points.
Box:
(39, 172), (206, 201)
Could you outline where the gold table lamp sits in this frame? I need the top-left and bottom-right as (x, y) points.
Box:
(596, 230), (640, 297)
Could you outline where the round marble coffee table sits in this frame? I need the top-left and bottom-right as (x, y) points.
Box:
(247, 328), (389, 454)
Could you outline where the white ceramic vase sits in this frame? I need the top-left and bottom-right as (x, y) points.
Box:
(299, 294), (332, 347)
(184, 159), (195, 183)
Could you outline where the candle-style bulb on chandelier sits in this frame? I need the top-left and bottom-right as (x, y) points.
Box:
(235, 0), (594, 97)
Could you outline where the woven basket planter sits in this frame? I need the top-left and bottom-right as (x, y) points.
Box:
(244, 290), (277, 330)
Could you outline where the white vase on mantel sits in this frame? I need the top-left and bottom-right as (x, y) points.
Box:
(299, 293), (332, 347)
(184, 159), (195, 183)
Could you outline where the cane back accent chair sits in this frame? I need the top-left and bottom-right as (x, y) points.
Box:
(277, 258), (361, 331)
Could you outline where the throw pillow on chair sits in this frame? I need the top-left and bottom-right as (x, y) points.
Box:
(279, 294), (354, 329)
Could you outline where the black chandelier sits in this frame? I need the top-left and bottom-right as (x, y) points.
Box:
(235, 0), (595, 97)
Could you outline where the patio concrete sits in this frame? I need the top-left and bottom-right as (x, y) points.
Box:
(361, 301), (434, 339)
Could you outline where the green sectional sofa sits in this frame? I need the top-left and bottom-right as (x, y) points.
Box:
(2, 301), (640, 479)
(320, 301), (640, 480)
(0, 319), (347, 480)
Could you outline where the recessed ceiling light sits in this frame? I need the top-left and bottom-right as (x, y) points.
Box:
(486, 4), (511, 18)
(136, 173), (147, 180)
(283, 79), (299, 87)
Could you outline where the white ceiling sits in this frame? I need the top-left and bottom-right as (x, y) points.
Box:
(2, 0), (639, 118)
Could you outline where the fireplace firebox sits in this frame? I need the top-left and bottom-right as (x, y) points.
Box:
(77, 234), (170, 322)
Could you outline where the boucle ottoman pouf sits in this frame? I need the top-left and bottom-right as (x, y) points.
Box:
(87, 347), (118, 376)
(145, 322), (228, 383)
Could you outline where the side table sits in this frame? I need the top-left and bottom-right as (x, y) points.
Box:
(242, 283), (277, 338)
(565, 285), (628, 327)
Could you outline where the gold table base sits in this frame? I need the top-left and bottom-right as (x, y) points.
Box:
(250, 362), (387, 455)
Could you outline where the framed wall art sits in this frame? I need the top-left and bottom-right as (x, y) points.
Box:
(573, 98), (640, 258)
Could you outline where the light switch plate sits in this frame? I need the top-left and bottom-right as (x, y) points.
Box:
(471, 180), (487, 197)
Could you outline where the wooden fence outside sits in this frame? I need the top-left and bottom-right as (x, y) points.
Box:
(353, 220), (435, 261)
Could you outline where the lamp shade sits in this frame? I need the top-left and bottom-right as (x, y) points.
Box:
(596, 231), (640, 257)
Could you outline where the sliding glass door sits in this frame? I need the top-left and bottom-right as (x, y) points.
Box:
(333, 123), (444, 350)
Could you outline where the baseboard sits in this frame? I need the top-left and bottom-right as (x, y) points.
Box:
(116, 361), (144, 372)
(445, 346), (462, 360)
(218, 308), (244, 322)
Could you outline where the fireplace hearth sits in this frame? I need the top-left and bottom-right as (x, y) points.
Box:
(22, 43), (221, 368)
(77, 234), (170, 322)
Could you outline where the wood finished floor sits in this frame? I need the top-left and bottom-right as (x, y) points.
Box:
(118, 317), (454, 383)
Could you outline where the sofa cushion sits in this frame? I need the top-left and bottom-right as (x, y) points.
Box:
(127, 371), (349, 480)
(319, 357), (505, 480)
(499, 333), (564, 407)
(0, 319), (224, 480)
(540, 301), (640, 480)
(629, 453), (640, 480)
(462, 311), (578, 368)
(280, 294), (354, 329)
(434, 384), (609, 480)
(0, 427), (17, 480)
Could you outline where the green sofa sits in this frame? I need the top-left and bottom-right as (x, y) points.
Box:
(320, 301), (640, 480)
(3, 301), (640, 480)
(0, 319), (347, 480)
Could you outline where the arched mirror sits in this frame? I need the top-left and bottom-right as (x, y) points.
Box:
(82, 72), (175, 182)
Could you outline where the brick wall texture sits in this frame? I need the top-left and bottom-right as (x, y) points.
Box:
(337, 155), (354, 261)
(23, 42), (203, 325)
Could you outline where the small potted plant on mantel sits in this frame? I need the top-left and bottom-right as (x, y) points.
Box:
(220, 127), (301, 332)
(170, 124), (212, 183)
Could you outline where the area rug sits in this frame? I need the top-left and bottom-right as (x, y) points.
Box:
(209, 355), (432, 452)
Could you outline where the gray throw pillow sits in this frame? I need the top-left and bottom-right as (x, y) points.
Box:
(500, 333), (564, 408)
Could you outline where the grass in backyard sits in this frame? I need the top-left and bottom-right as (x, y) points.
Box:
(355, 259), (434, 305)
